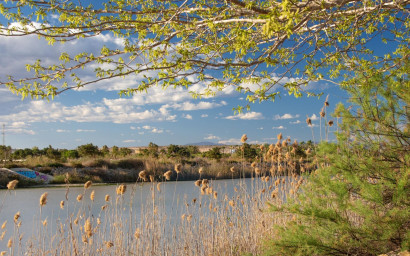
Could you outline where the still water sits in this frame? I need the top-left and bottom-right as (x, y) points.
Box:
(0, 177), (291, 251)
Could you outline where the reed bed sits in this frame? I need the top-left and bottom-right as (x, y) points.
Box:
(0, 132), (316, 255)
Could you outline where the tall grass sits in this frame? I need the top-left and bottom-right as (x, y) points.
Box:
(0, 133), (313, 255)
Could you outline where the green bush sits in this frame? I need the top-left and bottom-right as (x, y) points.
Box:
(265, 74), (410, 255)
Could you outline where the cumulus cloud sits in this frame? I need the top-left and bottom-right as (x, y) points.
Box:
(164, 101), (227, 111)
(123, 140), (136, 143)
(76, 129), (96, 132)
(310, 114), (319, 120)
(201, 114), (208, 118)
(290, 120), (301, 124)
(204, 134), (220, 140)
(183, 114), (193, 120)
(274, 113), (300, 120)
(272, 126), (286, 130)
(225, 112), (264, 120)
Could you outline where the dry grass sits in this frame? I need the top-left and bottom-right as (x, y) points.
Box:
(0, 134), (314, 255)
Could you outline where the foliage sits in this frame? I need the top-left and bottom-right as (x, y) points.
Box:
(265, 73), (410, 255)
(167, 144), (191, 158)
(0, 0), (408, 110)
(61, 149), (79, 159)
(0, 145), (12, 161)
(203, 147), (222, 160)
(236, 143), (258, 161)
(119, 147), (133, 157)
(141, 142), (159, 158)
(77, 143), (100, 158)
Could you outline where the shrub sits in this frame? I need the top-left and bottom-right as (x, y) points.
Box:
(265, 74), (410, 255)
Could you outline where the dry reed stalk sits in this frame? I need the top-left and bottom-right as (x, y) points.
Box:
(139, 171), (147, 181)
(84, 218), (92, 237)
(156, 183), (161, 192)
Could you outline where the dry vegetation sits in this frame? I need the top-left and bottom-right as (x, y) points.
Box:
(0, 132), (312, 255)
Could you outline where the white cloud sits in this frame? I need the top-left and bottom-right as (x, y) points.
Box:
(290, 120), (301, 124)
(130, 126), (137, 130)
(272, 126), (286, 130)
(201, 114), (208, 118)
(310, 114), (319, 121)
(76, 129), (96, 132)
(142, 125), (151, 130)
(123, 140), (136, 143)
(257, 127), (264, 130)
(56, 129), (70, 133)
(151, 128), (163, 133)
(165, 101), (227, 111)
(204, 134), (220, 140)
(183, 114), (193, 120)
(274, 113), (300, 120)
(225, 112), (264, 120)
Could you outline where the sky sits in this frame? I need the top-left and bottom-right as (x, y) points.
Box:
(0, 22), (349, 150)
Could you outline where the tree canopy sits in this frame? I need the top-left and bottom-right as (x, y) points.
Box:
(0, 0), (408, 110)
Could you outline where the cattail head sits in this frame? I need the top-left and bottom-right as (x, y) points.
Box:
(60, 200), (65, 210)
(229, 200), (235, 207)
(90, 190), (95, 201)
(40, 192), (48, 207)
(156, 182), (162, 192)
(164, 170), (172, 180)
(254, 167), (261, 175)
(134, 228), (141, 239)
(194, 180), (202, 187)
(230, 166), (236, 173)
(324, 95), (329, 106)
(116, 184), (126, 195)
(251, 161), (257, 168)
(7, 238), (12, 248)
(76, 194), (83, 202)
(201, 179), (209, 185)
(105, 241), (114, 248)
(198, 167), (203, 174)
(1, 251), (6, 256)
(139, 170), (147, 181)
(14, 212), (20, 223)
(84, 180), (92, 189)
(7, 180), (18, 190)
(277, 133), (283, 141)
(1, 221), (6, 230)
(240, 134), (248, 143)
(174, 164), (182, 173)
(105, 194), (110, 202)
(306, 116), (312, 126)
(305, 148), (311, 155)
(213, 191), (218, 199)
(149, 175), (155, 182)
(320, 107), (325, 118)
(282, 140), (288, 147)
(328, 120), (334, 127)
(84, 218), (92, 237)
(42, 219), (47, 227)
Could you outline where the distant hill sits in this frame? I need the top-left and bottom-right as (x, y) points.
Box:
(185, 141), (223, 146)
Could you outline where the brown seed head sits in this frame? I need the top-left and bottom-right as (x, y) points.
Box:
(149, 175), (155, 182)
(282, 140), (288, 147)
(84, 218), (92, 237)
(229, 200), (235, 207)
(251, 162), (257, 168)
(90, 190), (95, 201)
(138, 170), (147, 180)
(40, 192), (48, 207)
(60, 200), (65, 210)
(201, 179), (209, 185)
(76, 194), (83, 202)
(306, 116), (312, 126)
(164, 170), (172, 180)
(240, 134), (248, 143)
(328, 120), (334, 127)
(134, 228), (141, 239)
(14, 212), (20, 223)
(84, 180), (92, 189)
(277, 133), (283, 141)
(324, 95), (329, 106)
(320, 107), (325, 118)
(1, 221), (6, 230)
(7, 238), (12, 248)
(116, 184), (126, 195)
(105, 241), (114, 248)
(230, 166), (235, 173)
(7, 180), (18, 190)
(105, 194), (110, 202)
(174, 164), (182, 173)
(194, 180), (202, 187)
(198, 167), (203, 174)
(254, 167), (261, 175)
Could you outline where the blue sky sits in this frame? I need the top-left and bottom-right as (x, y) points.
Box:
(0, 23), (348, 150)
